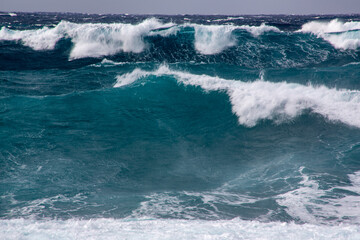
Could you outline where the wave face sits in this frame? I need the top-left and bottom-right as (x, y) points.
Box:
(1, 12), (360, 238)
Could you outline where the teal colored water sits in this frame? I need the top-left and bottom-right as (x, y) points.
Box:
(1, 13), (360, 238)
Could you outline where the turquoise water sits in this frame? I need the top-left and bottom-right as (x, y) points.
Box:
(1, 12), (360, 238)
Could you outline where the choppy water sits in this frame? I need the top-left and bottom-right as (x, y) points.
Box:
(1, 12), (360, 239)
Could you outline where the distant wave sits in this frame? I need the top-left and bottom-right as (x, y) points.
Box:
(0, 18), (173, 59)
(0, 19), (280, 59)
(115, 65), (360, 128)
(1, 18), (359, 67)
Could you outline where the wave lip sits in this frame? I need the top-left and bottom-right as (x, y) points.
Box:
(300, 19), (360, 50)
(115, 66), (360, 128)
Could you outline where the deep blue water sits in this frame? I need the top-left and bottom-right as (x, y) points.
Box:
(1, 12), (360, 237)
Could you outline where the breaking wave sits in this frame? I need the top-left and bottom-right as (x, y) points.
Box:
(0, 18), (174, 59)
(0, 19), (281, 59)
(114, 65), (360, 128)
(300, 19), (360, 50)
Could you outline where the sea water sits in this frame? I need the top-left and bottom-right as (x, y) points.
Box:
(1, 13), (360, 239)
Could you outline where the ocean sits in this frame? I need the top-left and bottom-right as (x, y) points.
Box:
(1, 12), (360, 239)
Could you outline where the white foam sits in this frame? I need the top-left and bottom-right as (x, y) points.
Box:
(114, 66), (360, 128)
(277, 168), (360, 225)
(4, 194), (88, 218)
(1, 218), (359, 240)
(300, 19), (360, 50)
(0, 25), (62, 50)
(191, 23), (280, 54)
(130, 191), (259, 220)
(192, 24), (237, 54)
(64, 19), (173, 59)
(238, 23), (281, 37)
(114, 68), (149, 87)
(212, 17), (245, 22)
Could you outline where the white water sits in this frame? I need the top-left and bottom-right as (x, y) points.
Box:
(192, 24), (237, 54)
(1, 218), (359, 240)
(0, 18), (173, 59)
(238, 23), (281, 37)
(192, 23), (280, 54)
(115, 66), (360, 128)
(0, 19), (280, 58)
(301, 19), (360, 50)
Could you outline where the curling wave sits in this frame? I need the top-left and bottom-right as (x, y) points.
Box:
(115, 66), (360, 128)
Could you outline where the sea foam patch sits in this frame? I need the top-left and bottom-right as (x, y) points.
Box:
(278, 168), (360, 225)
(1, 218), (359, 240)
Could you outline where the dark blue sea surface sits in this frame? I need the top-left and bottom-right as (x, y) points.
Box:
(1, 12), (360, 238)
